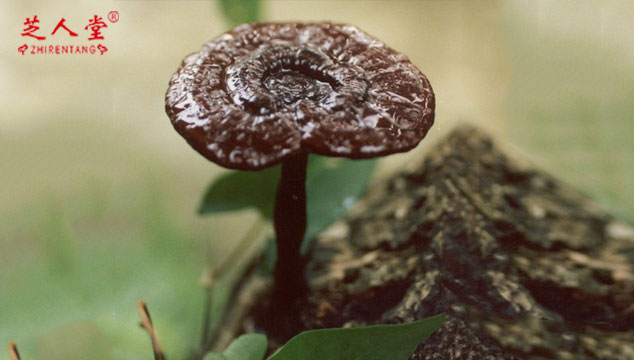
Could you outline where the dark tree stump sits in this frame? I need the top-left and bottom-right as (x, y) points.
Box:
(211, 126), (634, 360)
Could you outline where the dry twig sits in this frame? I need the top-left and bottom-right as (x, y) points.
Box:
(8, 342), (20, 360)
(138, 300), (166, 360)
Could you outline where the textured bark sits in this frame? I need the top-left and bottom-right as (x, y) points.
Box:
(211, 126), (634, 359)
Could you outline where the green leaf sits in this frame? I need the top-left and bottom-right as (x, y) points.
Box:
(198, 156), (376, 254)
(203, 353), (227, 360)
(219, 0), (260, 27)
(225, 333), (268, 360)
(268, 314), (445, 360)
(204, 334), (267, 360)
(304, 157), (376, 253)
(198, 166), (279, 219)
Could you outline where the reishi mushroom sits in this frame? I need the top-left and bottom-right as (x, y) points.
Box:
(165, 22), (435, 313)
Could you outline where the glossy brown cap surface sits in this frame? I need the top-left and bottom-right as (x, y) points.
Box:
(165, 23), (435, 170)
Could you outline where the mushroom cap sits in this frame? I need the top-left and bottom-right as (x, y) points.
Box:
(165, 22), (435, 170)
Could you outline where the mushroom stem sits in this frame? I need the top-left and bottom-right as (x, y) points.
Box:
(273, 152), (308, 305)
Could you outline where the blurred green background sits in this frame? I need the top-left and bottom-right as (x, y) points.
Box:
(1, 1), (633, 359)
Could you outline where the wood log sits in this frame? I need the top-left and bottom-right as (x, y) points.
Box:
(211, 126), (634, 360)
